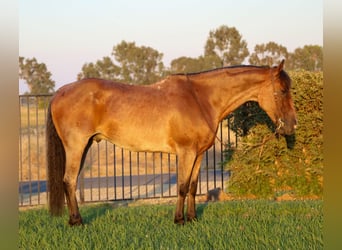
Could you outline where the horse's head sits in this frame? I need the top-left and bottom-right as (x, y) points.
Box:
(258, 60), (297, 135)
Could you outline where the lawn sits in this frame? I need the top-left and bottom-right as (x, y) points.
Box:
(19, 200), (323, 249)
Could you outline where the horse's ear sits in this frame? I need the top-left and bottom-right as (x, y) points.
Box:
(277, 59), (285, 72)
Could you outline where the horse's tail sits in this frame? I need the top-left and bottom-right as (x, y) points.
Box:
(46, 102), (66, 216)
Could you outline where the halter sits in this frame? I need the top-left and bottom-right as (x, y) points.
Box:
(270, 69), (285, 132)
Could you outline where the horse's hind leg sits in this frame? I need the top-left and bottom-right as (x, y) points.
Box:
(63, 146), (86, 226)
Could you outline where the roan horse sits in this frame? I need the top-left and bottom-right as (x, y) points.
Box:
(47, 60), (297, 226)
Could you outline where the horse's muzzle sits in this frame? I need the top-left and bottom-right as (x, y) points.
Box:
(276, 118), (297, 135)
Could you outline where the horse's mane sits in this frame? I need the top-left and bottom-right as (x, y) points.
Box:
(171, 64), (271, 77)
(172, 64), (291, 91)
(279, 69), (292, 91)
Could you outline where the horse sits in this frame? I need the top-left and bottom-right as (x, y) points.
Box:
(46, 60), (297, 226)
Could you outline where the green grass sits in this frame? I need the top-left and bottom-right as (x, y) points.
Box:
(19, 200), (322, 249)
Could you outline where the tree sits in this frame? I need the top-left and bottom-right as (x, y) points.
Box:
(112, 41), (165, 84)
(288, 45), (323, 71)
(249, 42), (288, 66)
(77, 56), (120, 80)
(77, 62), (100, 80)
(78, 41), (165, 85)
(19, 57), (55, 94)
(170, 55), (223, 74)
(170, 56), (201, 73)
(204, 25), (249, 67)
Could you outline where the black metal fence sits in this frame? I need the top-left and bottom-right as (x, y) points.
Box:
(19, 95), (237, 207)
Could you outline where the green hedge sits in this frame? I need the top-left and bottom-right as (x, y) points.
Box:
(225, 71), (323, 198)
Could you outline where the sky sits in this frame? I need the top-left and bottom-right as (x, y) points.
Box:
(19, 0), (323, 93)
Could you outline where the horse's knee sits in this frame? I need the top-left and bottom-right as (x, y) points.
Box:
(179, 183), (189, 197)
(189, 180), (198, 195)
(63, 176), (77, 190)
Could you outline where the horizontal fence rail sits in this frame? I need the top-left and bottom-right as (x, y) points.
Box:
(19, 94), (237, 206)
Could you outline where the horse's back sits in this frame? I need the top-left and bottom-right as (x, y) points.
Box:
(52, 79), (133, 102)
(49, 78), (207, 153)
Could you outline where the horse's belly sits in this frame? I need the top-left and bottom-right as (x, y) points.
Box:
(96, 125), (175, 154)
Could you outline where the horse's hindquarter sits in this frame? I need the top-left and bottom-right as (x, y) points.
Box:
(51, 79), (215, 154)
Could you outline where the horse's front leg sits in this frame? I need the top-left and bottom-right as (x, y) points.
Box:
(174, 183), (188, 225)
(186, 154), (203, 222)
(174, 150), (197, 225)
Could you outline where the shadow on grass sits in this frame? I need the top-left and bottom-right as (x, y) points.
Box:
(194, 203), (208, 221)
(78, 200), (210, 226)
(80, 200), (138, 225)
(80, 203), (114, 225)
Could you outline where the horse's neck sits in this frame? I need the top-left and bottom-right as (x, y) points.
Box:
(192, 71), (267, 124)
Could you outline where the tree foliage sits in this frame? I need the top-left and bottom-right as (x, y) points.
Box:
(78, 41), (165, 85)
(204, 25), (249, 66)
(170, 55), (221, 74)
(288, 45), (323, 71)
(170, 56), (203, 73)
(79, 42), (166, 81)
(112, 41), (165, 84)
(249, 42), (288, 66)
(19, 57), (55, 94)
(225, 71), (323, 198)
(77, 56), (120, 80)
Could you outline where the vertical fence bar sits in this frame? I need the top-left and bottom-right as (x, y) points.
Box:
(35, 97), (40, 204)
(153, 153), (156, 197)
(97, 143), (101, 201)
(205, 150), (209, 191)
(137, 152), (140, 198)
(144, 152), (148, 197)
(27, 96), (32, 205)
(105, 141), (109, 200)
(43, 96), (48, 205)
(113, 144), (117, 200)
(198, 157), (202, 195)
(129, 151), (132, 199)
(160, 153), (163, 197)
(176, 156), (178, 195)
(89, 146), (93, 201)
(121, 148), (124, 199)
(79, 167), (85, 203)
(167, 154), (171, 196)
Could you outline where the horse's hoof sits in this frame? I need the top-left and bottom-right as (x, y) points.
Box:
(174, 217), (185, 225)
(187, 215), (198, 223)
(68, 214), (83, 226)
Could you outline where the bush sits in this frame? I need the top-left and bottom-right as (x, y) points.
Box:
(225, 71), (323, 198)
